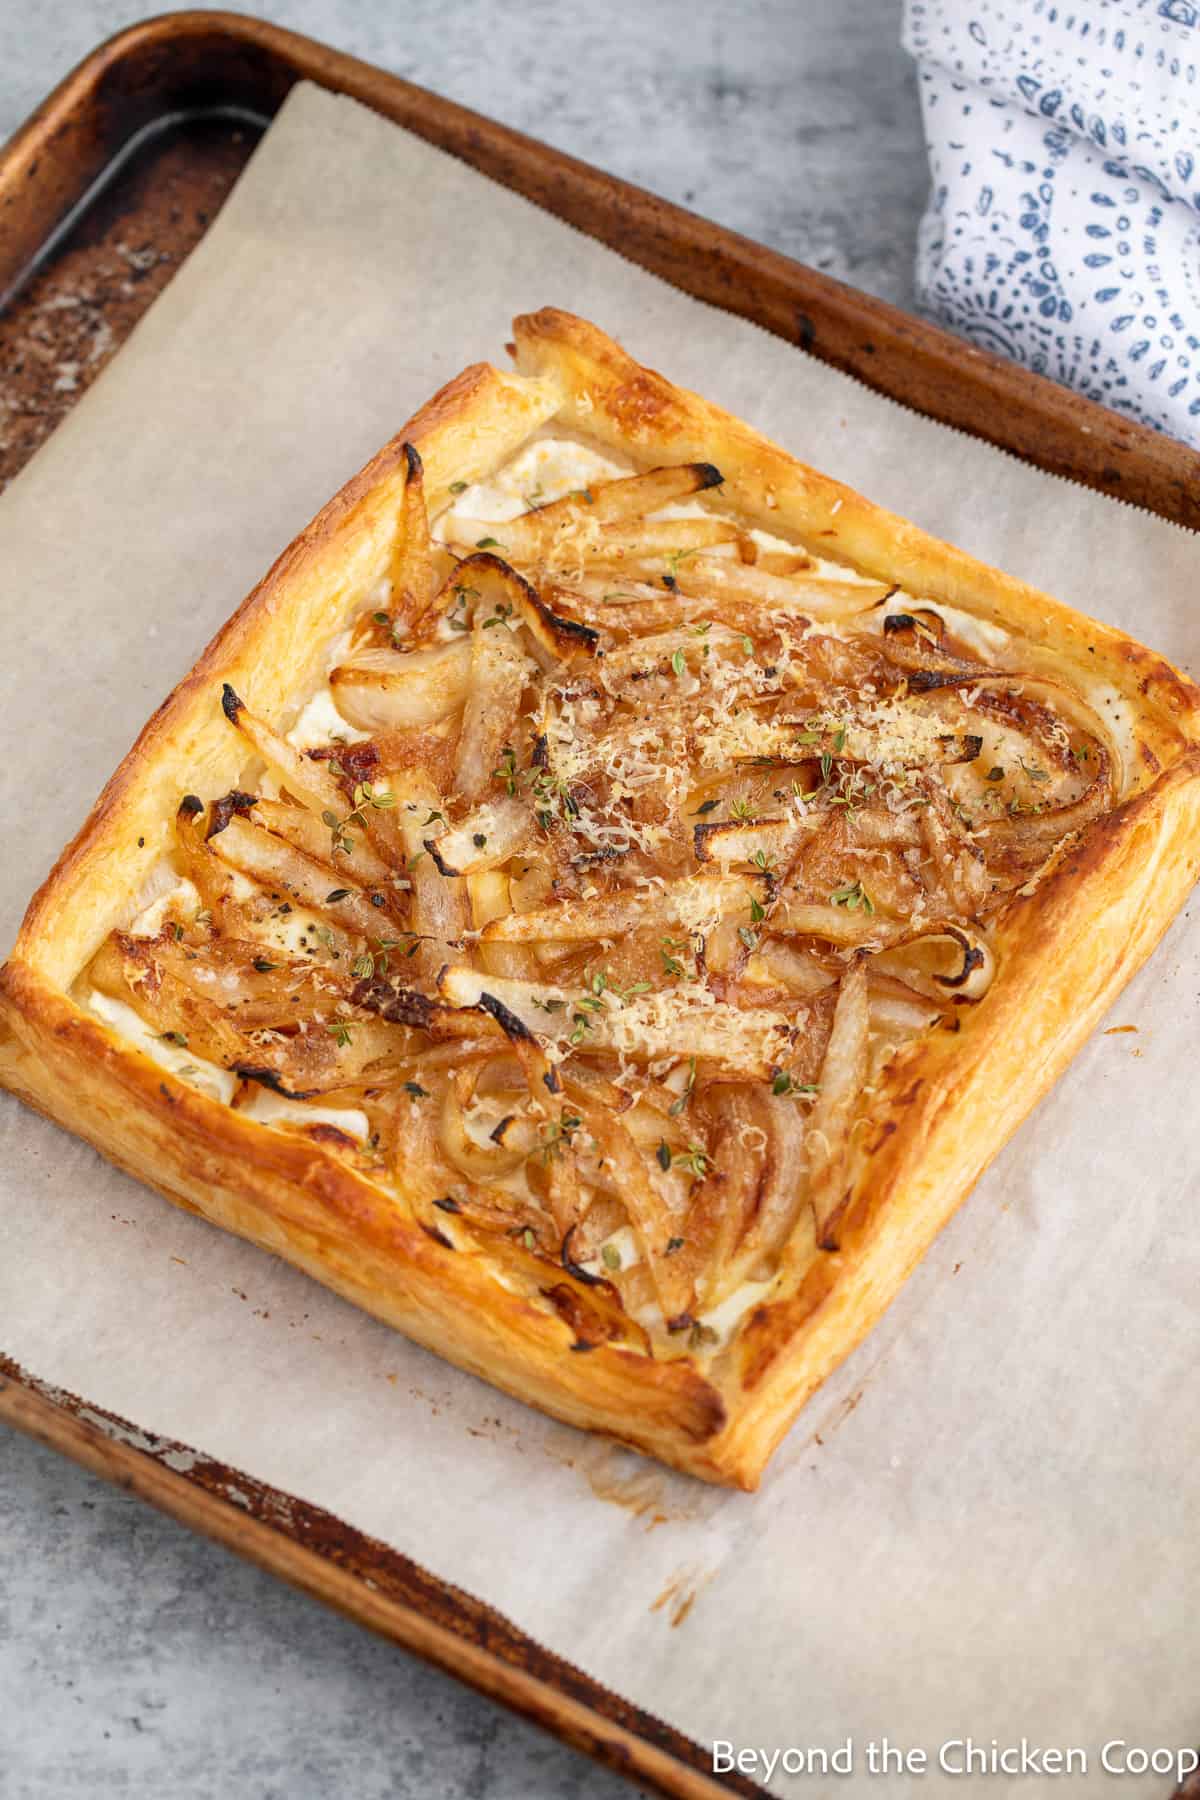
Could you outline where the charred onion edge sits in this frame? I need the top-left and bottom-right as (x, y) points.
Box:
(234, 1066), (320, 1101)
(538, 1283), (607, 1353)
(560, 1223), (605, 1288)
(221, 683), (244, 723)
(206, 790), (258, 838)
(693, 819), (791, 867)
(477, 991), (537, 1043)
(454, 551), (600, 655)
(351, 978), (450, 1032)
(403, 440), (422, 479)
(931, 926), (987, 991)
(424, 840), (459, 877)
(178, 794), (204, 820)
(529, 592), (599, 653)
(905, 670), (975, 694)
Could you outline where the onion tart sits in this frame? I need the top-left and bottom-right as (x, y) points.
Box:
(4, 311), (1200, 1487)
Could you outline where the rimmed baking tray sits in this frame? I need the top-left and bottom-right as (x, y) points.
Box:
(3, 15), (1199, 1800)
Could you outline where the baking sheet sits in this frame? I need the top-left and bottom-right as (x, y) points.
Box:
(2, 80), (1199, 1799)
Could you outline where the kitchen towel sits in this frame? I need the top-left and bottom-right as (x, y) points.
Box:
(904, 0), (1200, 444)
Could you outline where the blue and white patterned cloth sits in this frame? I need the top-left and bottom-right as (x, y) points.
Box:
(903, 0), (1200, 445)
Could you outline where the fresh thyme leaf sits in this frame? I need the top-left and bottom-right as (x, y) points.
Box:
(660, 936), (687, 978)
(656, 1139), (673, 1172)
(448, 480), (468, 494)
(601, 1243), (622, 1272)
(476, 536), (503, 550)
(492, 747), (519, 796)
(539, 1101), (586, 1159)
(694, 798), (720, 816)
(252, 957), (279, 974)
(670, 647), (687, 677)
(829, 879), (874, 914)
(327, 1019), (354, 1048)
(351, 951), (375, 980)
(772, 1071), (820, 1098)
(325, 888), (351, 903)
(674, 1143), (713, 1179)
(158, 1031), (188, 1048)
(749, 895), (766, 924)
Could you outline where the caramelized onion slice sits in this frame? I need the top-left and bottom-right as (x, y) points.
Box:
(393, 770), (469, 968)
(445, 462), (724, 563)
(249, 797), (393, 887)
(208, 813), (396, 938)
(557, 1075), (692, 1324)
(481, 874), (751, 944)
(694, 815), (817, 867)
(454, 621), (530, 803)
(427, 795), (533, 877)
(578, 517), (742, 564)
(438, 1068), (527, 1182)
(769, 899), (908, 947)
(807, 958), (870, 1251)
(390, 442), (436, 627)
(641, 553), (893, 618)
(329, 641), (472, 733)
(874, 926), (994, 1003)
(743, 939), (837, 997)
(456, 552), (599, 666)
(700, 1085), (811, 1306)
(437, 965), (794, 1077)
(220, 688), (346, 822)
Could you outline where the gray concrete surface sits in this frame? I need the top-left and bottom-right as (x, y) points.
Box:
(0, 4), (926, 1795)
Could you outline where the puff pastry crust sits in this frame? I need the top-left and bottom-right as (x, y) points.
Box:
(3, 309), (1200, 1488)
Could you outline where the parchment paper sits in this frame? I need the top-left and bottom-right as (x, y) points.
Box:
(3, 83), (1200, 1799)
